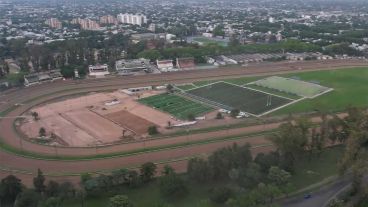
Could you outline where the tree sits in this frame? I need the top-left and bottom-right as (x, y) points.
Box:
(166, 84), (174, 93)
(45, 180), (59, 197)
(14, 189), (40, 207)
(187, 113), (195, 121)
(209, 187), (233, 204)
(0, 175), (23, 205)
(216, 112), (223, 119)
(267, 166), (291, 187)
(111, 169), (129, 186)
(239, 162), (263, 189)
(148, 126), (159, 135)
(187, 157), (213, 183)
(268, 119), (310, 169)
(207, 143), (252, 180)
(126, 170), (140, 188)
(230, 109), (240, 118)
(254, 152), (280, 173)
(325, 108), (368, 194)
(33, 168), (46, 193)
(213, 25), (225, 37)
(140, 162), (157, 183)
(137, 50), (161, 61)
(60, 65), (75, 78)
(39, 127), (46, 137)
(109, 195), (133, 207)
(43, 197), (62, 207)
(159, 173), (187, 199)
(162, 165), (175, 176)
(31, 112), (39, 121)
(58, 181), (75, 200)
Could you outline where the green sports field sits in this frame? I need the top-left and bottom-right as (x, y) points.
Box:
(275, 67), (368, 114)
(194, 67), (368, 115)
(139, 93), (213, 120)
(186, 82), (292, 115)
(193, 37), (228, 46)
(251, 76), (331, 98)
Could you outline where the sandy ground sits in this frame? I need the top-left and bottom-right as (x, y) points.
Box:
(19, 90), (183, 146)
(105, 110), (155, 136)
(20, 92), (129, 146)
(61, 109), (123, 145)
(93, 91), (182, 128)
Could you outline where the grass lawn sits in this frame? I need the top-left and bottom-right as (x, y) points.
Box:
(61, 147), (343, 207)
(246, 84), (302, 100)
(139, 93), (213, 120)
(275, 67), (368, 115)
(252, 76), (331, 98)
(290, 146), (344, 190)
(193, 37), (228, 46)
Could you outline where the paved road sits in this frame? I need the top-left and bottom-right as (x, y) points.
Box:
(281, 176), (351, 207)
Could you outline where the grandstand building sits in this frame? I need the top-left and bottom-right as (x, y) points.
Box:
(176, 57), (196, 70)
(88, 64), (109, 77)
(115, 59), (150, 75)
(24, 70), (63, 87)
(156, 59), (175, 72)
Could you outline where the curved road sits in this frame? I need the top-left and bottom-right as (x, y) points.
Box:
(0, 59), (367, 185)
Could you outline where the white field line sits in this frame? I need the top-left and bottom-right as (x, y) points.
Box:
(186, 81), (224, 92)
(249, 76), (333, 99)
(223, 81), (296, 101)
(186, 77), (333, 117)
(258, 97), (306, 117)
(309, 88), (334, 99)
(184, 81), (298, 117)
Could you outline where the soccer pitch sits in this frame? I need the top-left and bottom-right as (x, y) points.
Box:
(186, 82), (294, 116)
(251, 76), (332, 98)
(139, 93), (213, 120)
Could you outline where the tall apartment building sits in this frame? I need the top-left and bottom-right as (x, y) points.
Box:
(71, 18), (100, 30)
(45, 18), (62, 29)
(100, 15), (118, 25)
(117, 13), (147, 26)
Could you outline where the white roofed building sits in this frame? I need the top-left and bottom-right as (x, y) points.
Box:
(88, 64), (109, 77)
(157, 60), (175, 72)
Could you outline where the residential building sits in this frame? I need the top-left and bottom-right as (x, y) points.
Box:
(100, 15), (118, 25)
(72, 18), (100, 30)
(117, 13), (147, 26)
(45, 18), (62, 29)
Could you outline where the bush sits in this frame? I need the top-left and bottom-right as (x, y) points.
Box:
(230, 109), (240, 118)
(159, 174), (187, 199)
(148, 126), (159, 135)
(216, 112), (224, 119)
(209, 187), (234, 204)
(187, 113), (195, 121)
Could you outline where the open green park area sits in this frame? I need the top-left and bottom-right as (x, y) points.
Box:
(192, 37), (229, 47)
(61, 146), (343, 207)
